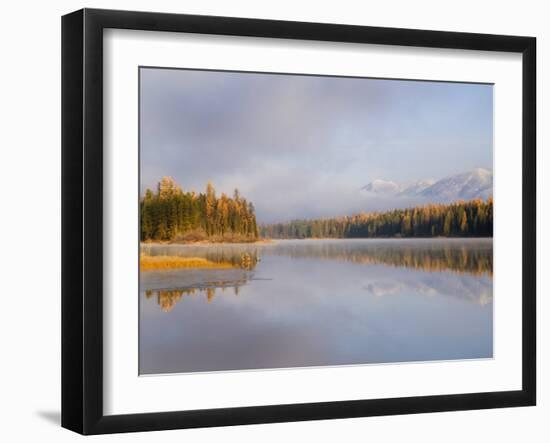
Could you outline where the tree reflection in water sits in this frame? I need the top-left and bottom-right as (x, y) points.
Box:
(272, 241), (492, 277)
(145, 278), (247, 312)
(142, 239), (492, 312)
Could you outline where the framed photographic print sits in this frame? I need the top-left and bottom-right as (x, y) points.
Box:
(61, 8), (536, 435)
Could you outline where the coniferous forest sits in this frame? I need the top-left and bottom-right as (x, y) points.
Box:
(260, 199), (493, 239)
(141, 177), (493, 242)
(140, 177), (258, 242)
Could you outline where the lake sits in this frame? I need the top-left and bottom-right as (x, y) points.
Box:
(139, 238), (493, 375)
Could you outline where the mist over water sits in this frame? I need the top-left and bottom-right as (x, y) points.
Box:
(140, 238), (493, 374)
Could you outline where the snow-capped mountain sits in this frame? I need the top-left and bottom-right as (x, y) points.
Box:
(399, 179), (436, 196)
(420, 168), (493, 201)
(362, 168), (493, 202)
(361, 179), (401, 195)
(361, 178), (436, 196)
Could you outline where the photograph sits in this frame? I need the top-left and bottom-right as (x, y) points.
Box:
(138, 67), (494, 375)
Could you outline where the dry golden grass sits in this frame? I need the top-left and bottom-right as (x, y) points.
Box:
(140, 255), (236, 271)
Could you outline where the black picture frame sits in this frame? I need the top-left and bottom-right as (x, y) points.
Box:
(62, 8), (536, 435)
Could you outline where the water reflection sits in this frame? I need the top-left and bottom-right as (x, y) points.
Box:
(363, 273), (492, 305)
(272, 241), (492, 277)
(142, 245), (260, 271)
(140, 239), (493, 374)
(145, 278), (247, 311)
(141, 238), (492, 277)
(141, 239), (492, 312)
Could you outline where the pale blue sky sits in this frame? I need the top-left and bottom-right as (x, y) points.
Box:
(140, 68), (493, 223)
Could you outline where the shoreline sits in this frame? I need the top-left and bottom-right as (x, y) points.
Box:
(141, 239), (276, 247)
(140, 255), (240, 271)
(140, 237), (492, 248)
(252, 236), (493, 241)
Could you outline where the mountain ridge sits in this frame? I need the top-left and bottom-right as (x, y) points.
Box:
(361, 168), (493, 202)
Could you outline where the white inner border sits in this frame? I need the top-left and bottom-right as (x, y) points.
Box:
(103, 29), (523, 415)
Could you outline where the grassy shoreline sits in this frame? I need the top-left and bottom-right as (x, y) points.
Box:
(141, 238), (274, 246)
(140, 255), (238, 271)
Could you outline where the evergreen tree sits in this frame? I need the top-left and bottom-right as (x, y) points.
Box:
(261, 198), (493, 239)
(140, 177), (259, 242)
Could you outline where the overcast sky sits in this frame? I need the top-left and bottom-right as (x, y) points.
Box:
(140, 67), (493, 223)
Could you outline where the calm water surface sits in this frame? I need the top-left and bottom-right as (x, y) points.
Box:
(140, 238), (493, 374)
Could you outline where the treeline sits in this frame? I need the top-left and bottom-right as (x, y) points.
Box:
(260, 198), (493, 239)
(141, 177), (258, 241)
